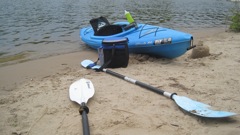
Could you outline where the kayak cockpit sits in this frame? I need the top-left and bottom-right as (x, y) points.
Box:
(88, 16), (139, 37)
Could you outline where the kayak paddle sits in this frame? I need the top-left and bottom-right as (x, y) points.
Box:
(69, 78), (95, 135)
(81, 60), (236, 118)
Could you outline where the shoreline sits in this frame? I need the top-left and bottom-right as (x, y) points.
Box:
(0, 27), (227, 67)
(0, 50), (98, 90)
(0, 27), (226, 89)
(0, 29), (240, 135)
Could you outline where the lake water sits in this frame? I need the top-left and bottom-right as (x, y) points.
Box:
(0, 0), (236, 59)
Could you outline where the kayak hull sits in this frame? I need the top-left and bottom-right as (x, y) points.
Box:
(80, 22), (193, 58)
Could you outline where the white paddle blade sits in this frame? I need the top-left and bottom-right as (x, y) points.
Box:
(172, 95), (236, 118)
(81, 60), (101, 69)
(69, 78), (95, 105)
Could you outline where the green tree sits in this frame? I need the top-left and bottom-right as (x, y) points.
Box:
(230, 2), (240, 32)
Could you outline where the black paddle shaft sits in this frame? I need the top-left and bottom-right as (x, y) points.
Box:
(81, 111), (90, 135)
(104, 69), (170, 96)
(79, 103), (90, 135)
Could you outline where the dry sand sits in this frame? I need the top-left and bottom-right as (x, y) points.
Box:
(0, 30), (240, 135)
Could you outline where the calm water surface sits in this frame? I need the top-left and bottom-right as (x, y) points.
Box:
(0, 0), (236, 59)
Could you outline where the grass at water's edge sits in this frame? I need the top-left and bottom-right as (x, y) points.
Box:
(0, 52), (29, 64)
(0, 52), (7, 56)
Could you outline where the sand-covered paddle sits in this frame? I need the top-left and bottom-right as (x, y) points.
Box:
(81, 60), (236, 118)
(69, 78), (95, 135)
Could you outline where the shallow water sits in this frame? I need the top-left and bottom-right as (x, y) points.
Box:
(0, 0), (236, 59)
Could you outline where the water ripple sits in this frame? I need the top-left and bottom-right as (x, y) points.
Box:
(0, 0), (236, 57)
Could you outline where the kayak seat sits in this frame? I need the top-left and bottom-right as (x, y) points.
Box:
(90, 16), (123, 36)
(95, 25), (123, 36)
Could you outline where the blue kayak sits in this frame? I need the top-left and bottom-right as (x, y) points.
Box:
(80, 21), (194, 58)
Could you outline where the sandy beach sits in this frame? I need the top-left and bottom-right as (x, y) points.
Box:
(0, 30), (240, 135)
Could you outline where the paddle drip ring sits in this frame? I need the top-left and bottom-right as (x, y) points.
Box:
(170, 93), (177, 100)
(79, 105), (89, 115)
